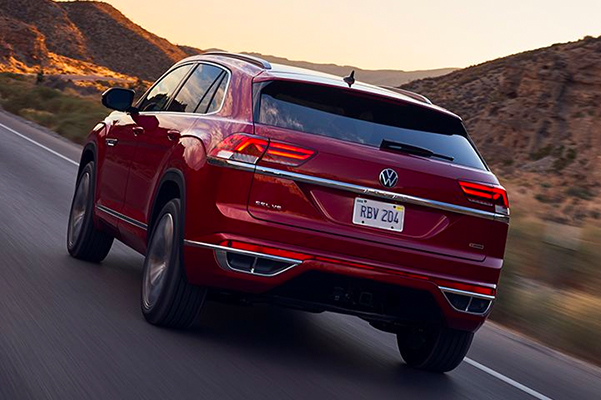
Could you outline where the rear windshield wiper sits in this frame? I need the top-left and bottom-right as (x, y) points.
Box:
(380, 139), (454, 162)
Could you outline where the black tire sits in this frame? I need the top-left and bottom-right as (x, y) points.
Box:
(67, 161), (113, 262)
(141, 199), (206, 329)
(397, 326), (474, 373)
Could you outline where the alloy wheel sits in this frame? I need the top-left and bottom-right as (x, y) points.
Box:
(68, 171), (90, 248)
(142, 213), (174, 310)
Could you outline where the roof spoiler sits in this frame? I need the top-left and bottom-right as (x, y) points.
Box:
(380, 86), (432, 105)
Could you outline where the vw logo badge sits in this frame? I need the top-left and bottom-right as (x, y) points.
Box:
(379, 168), (398, 188)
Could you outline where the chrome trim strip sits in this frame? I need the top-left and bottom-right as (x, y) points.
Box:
(208, 158), (509, 222)
(96, 205), (147, 230)
(438, 286), (496, 301)
(183, 240), (301, 277)
(207, 158), (255, 171)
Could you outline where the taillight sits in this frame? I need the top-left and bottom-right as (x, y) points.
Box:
(459, 181), (509, 209)
(209, 133), (316, 166)
(209, 133), (268, 164)
(262, 142), (315, 166)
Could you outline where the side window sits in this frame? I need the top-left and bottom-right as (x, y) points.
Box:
(138, 64), (193, 112)
(168, 64), (225, 113)
(206, 75), (228, 114)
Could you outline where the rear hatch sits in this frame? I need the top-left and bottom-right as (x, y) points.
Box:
(239, 80), (506, 261)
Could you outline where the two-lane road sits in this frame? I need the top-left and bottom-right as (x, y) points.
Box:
(1, 110), (600, 400)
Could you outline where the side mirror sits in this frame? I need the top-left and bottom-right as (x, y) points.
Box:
(102, 88), (136, 112)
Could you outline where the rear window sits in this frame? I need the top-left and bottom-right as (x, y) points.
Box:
(255, 81), (486, 170)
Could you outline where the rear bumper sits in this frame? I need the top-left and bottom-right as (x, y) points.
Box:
(182, 230), (500, 332)
(181, 163), (503, 333)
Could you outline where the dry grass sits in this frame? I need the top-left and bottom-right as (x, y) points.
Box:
(491, 212), (601, 365)
(0, 73), (107, 143)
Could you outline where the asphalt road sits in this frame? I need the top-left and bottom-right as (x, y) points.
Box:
(1, 110), (600, 400)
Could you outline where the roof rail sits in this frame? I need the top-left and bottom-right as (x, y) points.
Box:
(380, 86), (432, 105)
(202, 51), (272, 70)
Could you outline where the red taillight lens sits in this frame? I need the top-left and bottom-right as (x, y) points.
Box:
(459, 181), (509, 208)
(209, 134), (315, 166)
(209, 133), (268, 164)
(433, 278), (496, 296)
(262, 142), (315, 166)
(220, 240), (312, 261)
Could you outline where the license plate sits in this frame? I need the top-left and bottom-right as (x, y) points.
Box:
(352, 198), (404, 232)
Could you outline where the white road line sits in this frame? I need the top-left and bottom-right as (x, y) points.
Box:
(0, 121), (79, 166)
(465, 358), (553, 400)
(0, 120), (557, 400)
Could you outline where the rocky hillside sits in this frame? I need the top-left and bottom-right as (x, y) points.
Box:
(0, 0), (454, 85)
(0, 0), (87, 61)
(0, 0), (192, 80)
(402, 36), (601, 223)
(59, 1), (193, 80)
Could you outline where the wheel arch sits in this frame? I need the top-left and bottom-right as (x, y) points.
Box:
(148, 169), (187, 243)
(77, 142), (97, 180)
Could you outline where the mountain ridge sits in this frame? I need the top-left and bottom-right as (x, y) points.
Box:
(0, 0), (455, 85)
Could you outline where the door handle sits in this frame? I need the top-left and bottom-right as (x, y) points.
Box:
(132, 126), (144, 136)
(167, 129), (180, 141)
(106, 138), (118, 147)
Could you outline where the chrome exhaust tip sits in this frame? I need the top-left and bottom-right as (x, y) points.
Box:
(439, 287), (494, 315)
(184, 240), (302, 277)
(215, 249), (300, 277)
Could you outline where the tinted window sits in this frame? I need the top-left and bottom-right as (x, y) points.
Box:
(168, 64), (224, 113)
(206, 75), (228, 113)
(138, 64), (193, 112)
(256, 81), (486, 170)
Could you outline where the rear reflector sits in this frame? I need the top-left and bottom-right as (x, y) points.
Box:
(459, 181), (509, 208)
(220, 240), (312, 261)
(209, 133), (315, 166)
(434, 278), (496, 296)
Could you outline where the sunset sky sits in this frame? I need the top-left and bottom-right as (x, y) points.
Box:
(94, 0), (601, 71)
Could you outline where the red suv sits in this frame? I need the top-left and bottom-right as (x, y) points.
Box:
(67, 52), (509, 372)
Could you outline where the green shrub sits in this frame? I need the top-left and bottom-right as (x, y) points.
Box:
(0, 73), (107, 142)
(18, 109), (57, 128)
(530, 144), (553, 160)
(534, 193), (552, 203)
(565, 186), (594, 200)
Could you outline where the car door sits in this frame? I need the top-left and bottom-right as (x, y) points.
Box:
(95, 111), (140, 230)
(120, 62), (228, 251)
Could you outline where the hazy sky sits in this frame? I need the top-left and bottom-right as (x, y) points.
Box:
(97, 0), (601, 70)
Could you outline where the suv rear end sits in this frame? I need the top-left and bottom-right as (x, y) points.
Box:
(182, 63), (509, 372)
